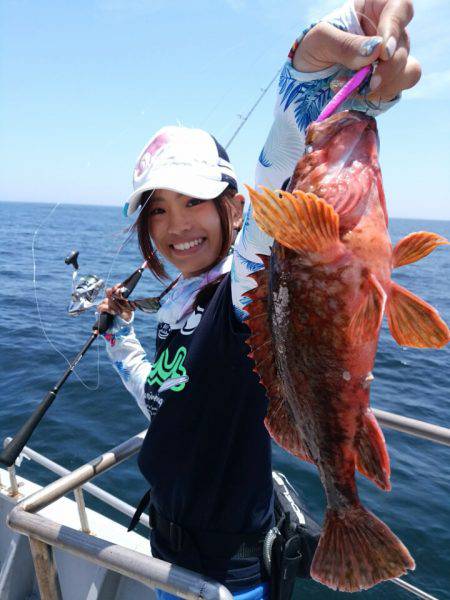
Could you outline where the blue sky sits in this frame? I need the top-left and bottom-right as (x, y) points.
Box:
(1, 0), (449, 219)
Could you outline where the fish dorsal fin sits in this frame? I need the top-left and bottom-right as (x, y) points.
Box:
(356, 410), (391, 491)
(393, 231), (449, 268)
(245, 185), (342, 260)
(244, 255), (314, 464)
(348, 273), (386, 343)
(387, 282), (450, 348)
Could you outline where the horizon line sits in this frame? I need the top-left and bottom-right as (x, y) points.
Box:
(1, 199), (449, 223)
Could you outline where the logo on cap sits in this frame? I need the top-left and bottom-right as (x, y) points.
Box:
(135, 133), (170, 180)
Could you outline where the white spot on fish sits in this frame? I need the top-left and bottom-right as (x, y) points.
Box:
(343, 371), (351, 381)
(363, 372), (374, 388)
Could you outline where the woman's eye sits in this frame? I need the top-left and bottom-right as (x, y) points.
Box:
(149, 207), (165, 216)
(187, 198), (205, 207)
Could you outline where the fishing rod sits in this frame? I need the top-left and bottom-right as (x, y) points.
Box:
(0, 253), (146, 468)
(225, 69), (281, 150)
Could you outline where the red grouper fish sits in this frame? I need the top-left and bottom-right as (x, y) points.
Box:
(244, 110), (450, 592)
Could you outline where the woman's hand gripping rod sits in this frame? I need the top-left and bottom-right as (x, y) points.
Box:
(0, 262), (146, 467)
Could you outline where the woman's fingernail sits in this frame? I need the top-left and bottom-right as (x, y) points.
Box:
(385, 36), (397, 58)
(360, 36), (382, 57)
(369, 73), (382, 91)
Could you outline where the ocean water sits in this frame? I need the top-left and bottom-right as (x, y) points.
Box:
(0, 201), (449, 600)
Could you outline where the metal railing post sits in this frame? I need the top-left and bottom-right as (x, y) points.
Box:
(29, 536), (63, 600)
(74, 487), (90, 533)
(3, 439), (21, 497)
(7, 465), (20, 497)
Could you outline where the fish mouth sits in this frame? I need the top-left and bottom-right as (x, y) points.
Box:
(291, 110), (381, 232)
(306, 110), (377, 151)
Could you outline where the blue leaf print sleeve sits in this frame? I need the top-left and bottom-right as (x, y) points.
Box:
(102, 314), (152, 420)
(231, 0), (401, 319)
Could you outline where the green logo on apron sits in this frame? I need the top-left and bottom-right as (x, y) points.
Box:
(147, 346), (188, 392)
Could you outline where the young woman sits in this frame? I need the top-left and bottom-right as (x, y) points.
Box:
(99, 2), (419, 597)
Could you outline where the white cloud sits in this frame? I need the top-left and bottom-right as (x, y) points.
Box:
(405, 69), (450, 100)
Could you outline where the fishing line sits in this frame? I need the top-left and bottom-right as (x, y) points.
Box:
(102, 188), (157, 292)
(32, 203), (101, 391)
(31, 190), (158, 391)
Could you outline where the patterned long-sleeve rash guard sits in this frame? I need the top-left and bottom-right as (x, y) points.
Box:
(104, 0), (399, 420)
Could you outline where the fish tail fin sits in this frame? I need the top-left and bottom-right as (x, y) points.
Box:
(244, 185), (341, 257)
(311, 505), (415, 592)
(387, 282), (450, 348)
(393, 231), (448, 268)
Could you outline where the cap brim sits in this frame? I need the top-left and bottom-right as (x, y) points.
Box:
(124, 170), (230, 216)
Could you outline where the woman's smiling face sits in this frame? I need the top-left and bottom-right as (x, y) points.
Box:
(147, 189), (223, 277)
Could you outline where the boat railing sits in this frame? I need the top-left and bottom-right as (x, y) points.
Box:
(3, 431), (232, 600)
(3, 406), (449, 600)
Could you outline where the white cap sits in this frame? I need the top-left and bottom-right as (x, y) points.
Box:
(123, 126), (238, 216)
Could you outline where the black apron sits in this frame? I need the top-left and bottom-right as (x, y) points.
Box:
(136, 273), (274, 591)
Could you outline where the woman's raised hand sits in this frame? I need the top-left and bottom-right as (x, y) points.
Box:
(293, 0), (421, 103)
(97, 283), (134, 322)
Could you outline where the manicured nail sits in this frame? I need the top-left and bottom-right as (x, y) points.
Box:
(360, 36), (382, 57)
(369, 73), (382, 91)
(385, 36), (397, 58)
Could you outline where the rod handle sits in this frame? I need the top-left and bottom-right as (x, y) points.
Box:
(93, 312), (114, 335)
(0, 391), (56, 467)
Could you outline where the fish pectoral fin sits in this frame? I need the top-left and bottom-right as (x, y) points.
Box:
(356, 410), (391, 491)
(393, 231), (449, 268)
(245, 185), (341, 257)
(387, 282), (450, 348)
(348, 273), (386, 342)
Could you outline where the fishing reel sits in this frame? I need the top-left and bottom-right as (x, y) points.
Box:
(65, 250), (105, 316)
